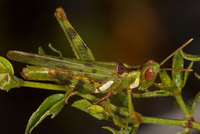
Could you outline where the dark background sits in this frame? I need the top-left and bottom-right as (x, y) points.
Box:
(0, 0), (200, 134)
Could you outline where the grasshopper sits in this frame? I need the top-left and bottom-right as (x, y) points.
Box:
(6, 8), (192, 107)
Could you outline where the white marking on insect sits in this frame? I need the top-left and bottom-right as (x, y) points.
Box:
(95, 81), (114, 93)
(130, 78), (139, 89)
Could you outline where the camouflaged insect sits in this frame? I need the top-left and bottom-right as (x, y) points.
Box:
(6, 7), (192, 105)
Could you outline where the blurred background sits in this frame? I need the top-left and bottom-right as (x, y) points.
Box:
(1, 0), (200, 134)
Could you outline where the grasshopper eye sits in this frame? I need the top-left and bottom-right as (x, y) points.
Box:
(144, 67), (154, 81)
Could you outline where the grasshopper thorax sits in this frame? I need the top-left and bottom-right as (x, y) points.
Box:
(117, 63), (140, 89)
(138, 60), (160, 90)
(117, 63), (137, 77)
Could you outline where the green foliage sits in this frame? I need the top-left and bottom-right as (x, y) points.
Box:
(102, 126), (137, 134)
(159, 70), (172, 85)
(181, 50), (200, 61)
(0, 56), (23, 90)
(102, 126), (122, 134)
(38, 46), (46, 55)
(172, 51), (184, 88)
(181, 61), (193, 88)
(132, 89), (172, 97)
(25, 94), (66, 134)
(72, 99), (108, 120)
(194, 72), (200, 80)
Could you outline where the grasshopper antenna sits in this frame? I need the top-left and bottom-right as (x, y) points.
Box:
(160, 68), (193, 72)
(160, 38), (193, 66)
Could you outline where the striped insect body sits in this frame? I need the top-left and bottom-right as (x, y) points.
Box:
(8, 50), (161, 93)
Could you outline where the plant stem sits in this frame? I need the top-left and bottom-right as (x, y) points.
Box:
(127, 89), (134, 114)
(143, 117), (200, 130)
(174, 94), (190, 118)
(142, 116), (185, 126)
(193, 122), (200, 130)
(110, 104), (200, 130)
(22, 81), (70, 92)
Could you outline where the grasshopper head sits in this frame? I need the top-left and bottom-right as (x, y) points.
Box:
(138, 60), (160, 90)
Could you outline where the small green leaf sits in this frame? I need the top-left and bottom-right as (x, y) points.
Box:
(181, 50), (200, 61)
(116, 92), (128, 107)
(102, 126), (135, 134)
(72, 99), (108, 120)
(0, 56), (14, 74)
(172, 51), (184, 88)
(153, 82), (176, 90)
(104, 99), (130, 130)
(78, 93), (97, 102)
(0, 71), (23, 91)
(38, 46), (46, 55)
(132, 90), (172, 98)
(25, 94), (65, 134)
(0, 57), (23, 91)
(88, 105), (104, 114)
(159, 71), (171, 85)
(191, 92), (200, 115)
(181, 61), (193, 88)
(195, 92), (200, 101)
(104, 99), (113, 115)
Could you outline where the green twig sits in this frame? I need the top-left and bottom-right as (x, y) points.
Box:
(142, 116), (185, 126)
(127, 89), (134, 114)
(174, 94), (190, 118)
(109, 103), (200, 130)
(193, 122), (200, 130)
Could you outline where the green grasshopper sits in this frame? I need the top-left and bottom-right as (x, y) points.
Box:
(6, 8), (192, 106)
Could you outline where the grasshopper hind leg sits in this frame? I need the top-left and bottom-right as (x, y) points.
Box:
(92, 91), (113, 105)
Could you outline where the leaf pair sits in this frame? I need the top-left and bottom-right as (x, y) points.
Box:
(72, 99), (108, 120)
(25, 94), (66, 134)
(181, 50), (200, 80)
(0, 56), (22, 91)
(155, 51), (193, 92)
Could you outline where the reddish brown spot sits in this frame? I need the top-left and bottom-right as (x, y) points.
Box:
(92, 69), (97, 73)
(48, 68), (58, 77)
(55, 8), (67, 21)
(132, 112), (142, 124)
(185, 117), (194, 128)
(21, 71), (28, 79)
(144, 67), (154, 81)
